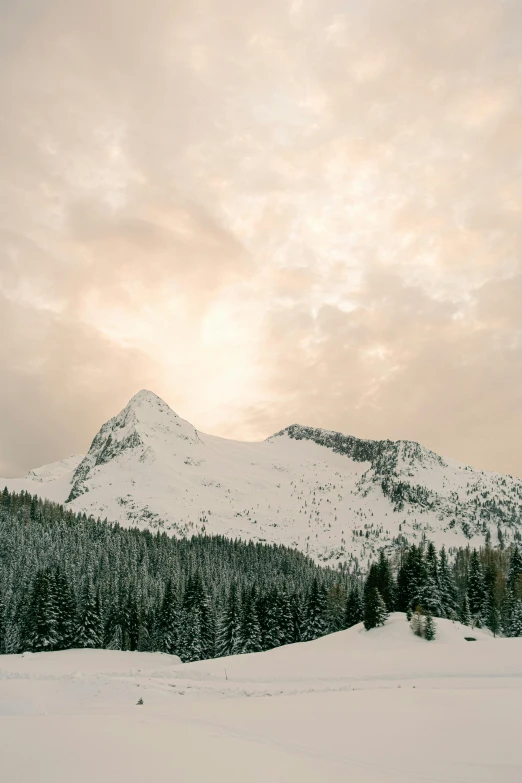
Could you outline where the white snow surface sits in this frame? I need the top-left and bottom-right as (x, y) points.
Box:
(3, 455), (84, 504)
(1, 615), (521, 782)
(2, 389), (522, 565)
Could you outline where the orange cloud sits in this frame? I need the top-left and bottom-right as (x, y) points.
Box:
(1, 0), (521, 476)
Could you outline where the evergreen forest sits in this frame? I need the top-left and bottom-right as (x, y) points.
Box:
(1, 488), (522, 660)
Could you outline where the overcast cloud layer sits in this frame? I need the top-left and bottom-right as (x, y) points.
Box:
(1, 0), (521, 477)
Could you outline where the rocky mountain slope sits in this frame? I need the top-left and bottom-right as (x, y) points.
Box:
(2, 390), (522, 568)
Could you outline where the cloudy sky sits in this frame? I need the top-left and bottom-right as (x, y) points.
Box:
(1, 0), (521, 478)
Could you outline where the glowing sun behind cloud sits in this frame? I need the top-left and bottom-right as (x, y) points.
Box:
(0, 0), (521, 477)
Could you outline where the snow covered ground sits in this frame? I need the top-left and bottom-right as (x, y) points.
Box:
(2, 614), (521, 782)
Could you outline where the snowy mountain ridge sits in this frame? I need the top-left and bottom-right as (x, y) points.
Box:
(67, 390), (202, 502)
(26, 454), (84, 484)
(271, 423), (449, 481)
(2, 389), (522, 568)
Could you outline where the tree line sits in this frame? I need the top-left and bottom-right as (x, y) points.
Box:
(0, 488), (353, 658)
(358, 541), (522, 636)
(1, 488), (522, 661)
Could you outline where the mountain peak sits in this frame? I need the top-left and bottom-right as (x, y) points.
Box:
(127, 389), (167, 407)
(67, 390), (201, 502)
(121, 390), (200, 442)
(124, 389), (177, 420)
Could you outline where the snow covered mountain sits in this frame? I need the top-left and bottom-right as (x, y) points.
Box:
(2, 389), (522, 568)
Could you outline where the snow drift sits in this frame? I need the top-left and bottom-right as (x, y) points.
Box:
(1, 614), (521, 782)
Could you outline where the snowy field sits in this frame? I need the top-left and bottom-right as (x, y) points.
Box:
(1, 614), (521, 783)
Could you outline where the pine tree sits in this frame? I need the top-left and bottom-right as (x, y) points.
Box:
(3, 607), (21, 654)
(422, 543), (443, 617)
(155, 579), (179, 654)
(240, 586), (263, 654)
(396, 545), (426, 612)
(459, 595), (472, 627)
(509, 600), (522, 637)
(345, 585), (363, 628)
(137, 608), (151, 652)
(75, 574), (103, 648)
(1, 486), (9, 508)
(216, 582), (242, 657)
(276, 588), (294, 645)
(183, 609), (203, 661)
(105, 582), (127, 650)
(178, 575), (205, 662)
(289, 592), (304, 643)
(424, 614), (436, 641)
(363, 587), (388, 631)
(486, 599), (501, 638)
(0, 588), (6, 654)
(262, 587), (283, 649)
(53, 566), (76, 650)
(507, 546), (522, 598)
(302, 579), (328, 641)
(24, 569), (59, 652)
(126, 586), (141, 651)
(364, 564), (380, 607)
(326, 583), (347, 632)
(29, 496), (40, 522)
(106, 617), (123, 650)
(376, 550), (395, 611)
(193, 573), (215, 659)
(375, 590), (388, 627)
(396, 555), (410, 612)
(483, 560), (499, 632)
(467, 550), (486, 626)
(500, 588), (514, 637)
